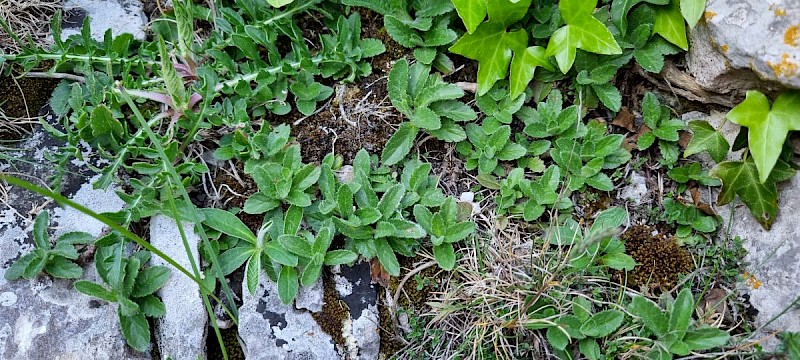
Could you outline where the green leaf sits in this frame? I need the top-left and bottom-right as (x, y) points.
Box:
(680, 0), (706, 28)
(245, 254), (261, 295)
(579, 338), (601, 360)
(132, 266), (170, 298)
(685, 120), (730, 163)
(683, 327), (730, 351)
(592, 83), (622, 112)
(388, 59), (411, 115)
(264, 242), (299, 267)
(45, 257), (83, 279)
(711, 158), (782, 230)
(119, 311), (150, 352)
(301, 260), (323, 287)
(726, 90), (800, 183)
(781, 332), (800, 360)
(158, 37), (186, 109)
(219, 247), (253, 275)
(628, 296), (668, 337)
(433, 243), (456, 270)
(451, 0), (487, 33)
(138, 295), (166, 318)
(201, 208), (257, 244)
(653, 0), (688, 50)
(546, 0), (623, 73)
(74, 280), (117, 302)
(634, 36), (682, 72)
(450, 23), (528, 95)
(547, 325), (571, 351)
(496, 143), (527, 161)
(410, 107), (442, 130)
(376, 238), (401, 276)
(33, 211), (50, 249)
(268, 0), (295, 7)
(377, 184), (406, 220)
(669, 288), (694, 334)
(381, 123), (419, 166)
(509, 46), (554, 99)
(610, 0), (669, 35)
(278, 266), (299, 304)
(278, 235), (314, 258)
(324, 250), (358, 266)
(4, 253), (38, 281)
(600, 252), (636, 270)
(580, 310), (625, 338)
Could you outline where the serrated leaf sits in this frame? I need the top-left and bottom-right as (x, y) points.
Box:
(119, 312), (150, 352)
(653, 0), (688, 50)
(132, 266), (170, 298)
(685, 120), (730, 163)
(592, 83), (622, 112)
(726, 90), (800, 183)
(202, 208), (257, 244)
(158, 37), (186, 109)
(580, 310), (625, 338)
(381, 123), (419, 165)
(410, 107), (442, 130)
(628, 296), (668, 337)
(433, 243), (456, 270)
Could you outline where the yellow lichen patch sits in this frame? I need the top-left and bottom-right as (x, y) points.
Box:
(704, 11), (717, 21)
(785, 24), (799, 47)
(767, 53), (799, 77)
(720, 44), (729, 53)
(774, 8), (787, 16)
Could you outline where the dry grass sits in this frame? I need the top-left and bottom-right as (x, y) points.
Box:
(0, 0), (62, 53)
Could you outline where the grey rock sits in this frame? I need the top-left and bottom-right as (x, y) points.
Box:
(62, 0), (147, 41)
(619, 172), (648, 206)
(334, 262), (379, 360)
(686, 0), (800, 93)
(720, 175), (800, 350)
(149, 215), (207, 360)
(0, 163), (142, 359)
(294, 278), (324, 313)
(238, 272), (339, 360)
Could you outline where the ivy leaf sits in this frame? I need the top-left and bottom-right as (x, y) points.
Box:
(680, 0), (706, 28)
(684, 120), (730, 163)
(653, 0), (688, 50)
(546, 0), (623, 73)
(610, 0), (670, 35)
(450, 24), (528, 96)
(726, 90), (800, 183)
(711, 158), (791, 230)
(451, 0), (487, 34)
(509, 46), (555, 99)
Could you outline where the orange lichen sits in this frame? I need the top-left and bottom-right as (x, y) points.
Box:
(742, 272), (762, 289)
(704, 11), (717, 21)
(785, 25), (799, 47)
(767, 53), (799, 77)
(774, 7), (787, 16)
(720, 44), (729, 53)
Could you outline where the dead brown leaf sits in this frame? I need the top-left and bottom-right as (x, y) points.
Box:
(611, 106), (637, 132)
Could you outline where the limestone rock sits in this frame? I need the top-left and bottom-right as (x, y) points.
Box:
(62, 0), (147, 41)
(149, 215), (207, 360)
(720, 175), (800, 350)
(687, 0), (800, 93)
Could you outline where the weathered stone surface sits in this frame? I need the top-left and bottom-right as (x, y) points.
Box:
(238, 273), (340, 360)
(62, 0), (147, 41)
(720, 175), (800, 349)
(687, 0), (800, 93)
(0, 162), (142, 359)
(238, 260), (380, 360)
(619, 172), (648, 206)
(149, 215), (207, 360)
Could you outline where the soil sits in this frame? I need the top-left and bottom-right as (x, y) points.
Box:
(0, 75), (60, 140)
(206, 327), (246, 360)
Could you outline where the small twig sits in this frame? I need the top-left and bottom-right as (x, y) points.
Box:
(455, 81), (477, 93)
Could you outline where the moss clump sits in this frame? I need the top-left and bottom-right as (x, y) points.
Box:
(311, 274), (350, 349)
(619, 225), (695, 289)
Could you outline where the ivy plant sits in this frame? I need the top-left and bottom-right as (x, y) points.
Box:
(382, 58), (476, 165)
(637, 92), (686, 167)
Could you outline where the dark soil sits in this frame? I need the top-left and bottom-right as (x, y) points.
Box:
(0, 76), (60, 140)
(206, 327), (246, 360)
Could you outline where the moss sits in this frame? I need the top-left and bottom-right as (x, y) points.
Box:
(618, 225), (695, 290)
(206, 327), (245, 360)
(0, 75), (60, 140)
(311, 274), (350, 349)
